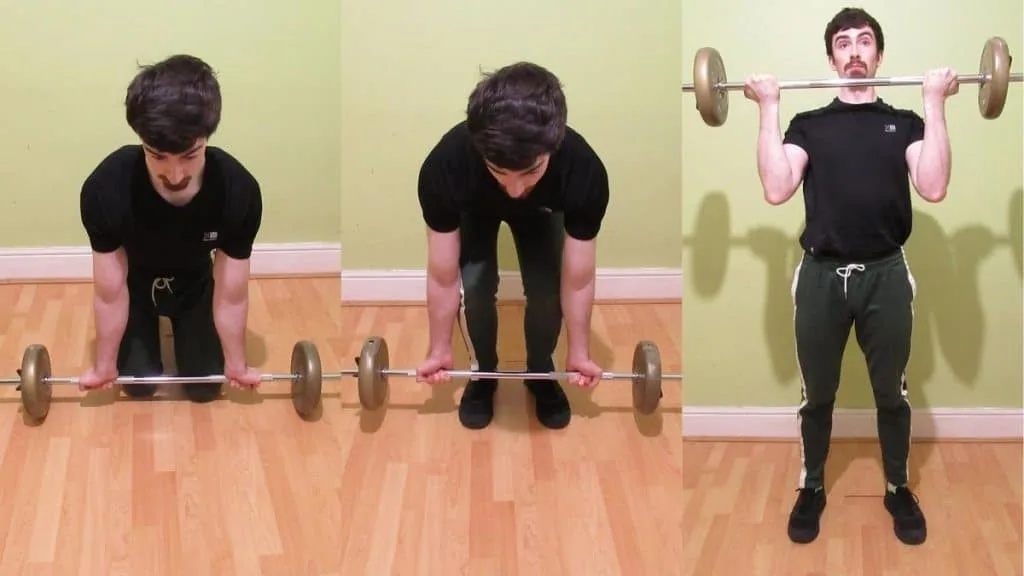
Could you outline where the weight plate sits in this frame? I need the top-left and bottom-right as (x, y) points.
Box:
(694, 47), (729, 127)
(358, 336), (389, 411)
(20, 344), (52, 422)
(979, 36), (1011, 120)
(290, 340), (322, 420)
(632, 340), (662, 415)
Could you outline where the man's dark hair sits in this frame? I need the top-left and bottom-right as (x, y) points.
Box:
(125, 54), (221, 154)
(825, 7), (885, 58)
(465, 61), (567, 171)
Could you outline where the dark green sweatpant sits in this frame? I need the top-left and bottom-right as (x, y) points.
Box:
(457, 208), (565, 374)
(792, 248), (916, 490)
(118, 259), (225, 403)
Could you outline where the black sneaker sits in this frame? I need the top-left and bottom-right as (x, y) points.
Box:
(459, 379), (498, 430)
(524, 379), (570, 429)
(884, 485), (927, 545)
(183, 382), (222, 404)
(121, 383), (157, 399)
(787, 487), (827, 543)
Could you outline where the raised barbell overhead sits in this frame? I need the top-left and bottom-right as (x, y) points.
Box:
(343, 335), (682, 416)
(682, 36), (1021, 127)
(9, 340), (330, 423)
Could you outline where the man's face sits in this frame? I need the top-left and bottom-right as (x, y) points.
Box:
(828, 26), (882, 79)
(485, 154), (550, 199)
(142, 138), (208, 202)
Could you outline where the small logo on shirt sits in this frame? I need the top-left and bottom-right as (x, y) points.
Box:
(203, 231), (218, 242)
(884, 123), (896, 133)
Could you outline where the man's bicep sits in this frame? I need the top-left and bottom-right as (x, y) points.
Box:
(213, 250), (252, 300)
(563, 157), (610, 242)
(904, 113), (927, 191)
(562, 235), (597, 281)
(783, 143), (809, 188)
(905, 140), (924, 191)
(92, 248), (128, 301)
(417, 162), (461, 234)
(426, 227), (460, 285)
(219, 181), (263, 260)
(80, 181), (123, 254)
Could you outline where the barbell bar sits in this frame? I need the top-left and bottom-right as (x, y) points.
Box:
(343, 335), (681, 415)
(11, 340), (337, 423)
(682, 36), (1021, 127)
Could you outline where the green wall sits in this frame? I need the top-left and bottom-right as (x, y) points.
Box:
(340, 0), (682, 270)
(0, 2), (341, 246)
(682, 1), (1023, 409)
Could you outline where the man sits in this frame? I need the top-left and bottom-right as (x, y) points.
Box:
(78, 54), (264, 402)
(743, 8), (957, 546)
(415, 61), (610, 430)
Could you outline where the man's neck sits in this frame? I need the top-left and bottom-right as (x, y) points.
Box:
(152, 174), (204, 207)
(836, 85), (878, 104)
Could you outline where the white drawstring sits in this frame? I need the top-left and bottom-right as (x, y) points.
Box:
(835, 264), (865, 298)
(151, 277), (175, 306)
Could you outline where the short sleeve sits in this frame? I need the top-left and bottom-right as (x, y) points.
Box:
(80, 177), (122, 254)
(218, 175), (263, 260)
(417, 156), (460, 233)
(563, 155), (610, 242)
(782, 115), (807, 150)
(907, 112), (925, 147)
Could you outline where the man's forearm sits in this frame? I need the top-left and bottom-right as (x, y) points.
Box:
(93, 293), (129, 372)
(427, 274), (461, 354)
(756, 103), (793, 204)
(561, 268), (596, 358)
(915, 100), (952, 200)
(213, 295), (248, 371)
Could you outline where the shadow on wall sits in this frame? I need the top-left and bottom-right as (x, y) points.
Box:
(684, 187), (1022, 401)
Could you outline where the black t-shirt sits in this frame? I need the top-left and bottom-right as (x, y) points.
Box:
(417, 121), (610, 241)
(80, 145), (263, 273)
(783, 97), (925, 260)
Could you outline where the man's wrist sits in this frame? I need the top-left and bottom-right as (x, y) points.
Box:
(758, 101), (781, 120)
(428, 343), (452, 358)
(95, 360), (117, 374)
(567, 340), (589, 360)
(224, 354), (248, 373)
(923, 97), (946, 119)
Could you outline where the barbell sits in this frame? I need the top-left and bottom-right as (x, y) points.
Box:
(11, 340), (332, 423)
(685, 192), (1023, 294)
(340, 335), (681, 416)
(10, 335), (683, 423)
(681, 36), (1021, 127)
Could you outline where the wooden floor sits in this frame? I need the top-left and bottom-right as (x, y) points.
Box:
(0, 278), (683, 575)
(4, 278), (1021, 574)
(683, 439), (1024, 575)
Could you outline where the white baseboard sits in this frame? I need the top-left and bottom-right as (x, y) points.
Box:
(683, 407), (1024, 440)
(340, 267), (682, 302)
(0, 242), (342, 281)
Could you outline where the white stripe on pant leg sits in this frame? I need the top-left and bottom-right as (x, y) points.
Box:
(791, 257), (809, 489)
(899, 247), (917, 488)
(457, 283), (479, 379)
